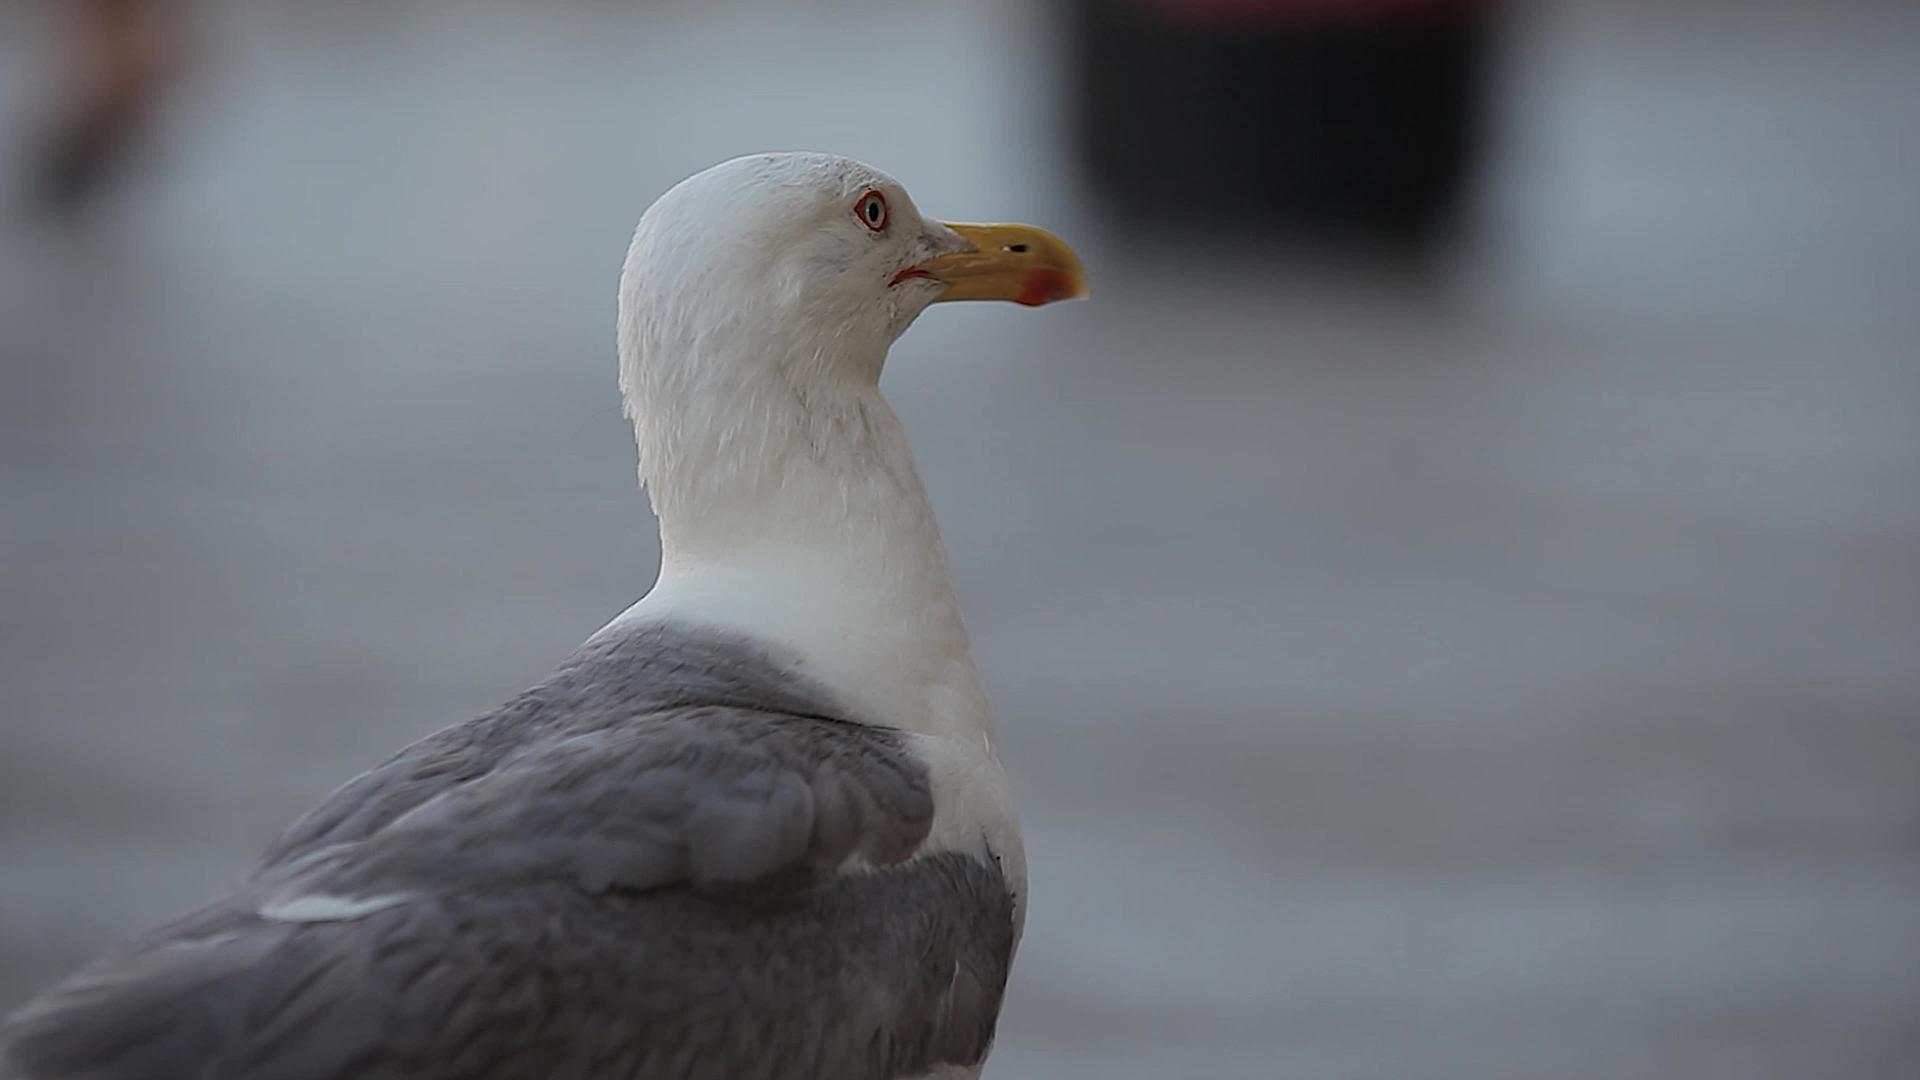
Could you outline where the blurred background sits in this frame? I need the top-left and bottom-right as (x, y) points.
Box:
(2, 0), (1917, 1076)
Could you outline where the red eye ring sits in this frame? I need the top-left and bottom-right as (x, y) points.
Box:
(854, 189), (889, 232)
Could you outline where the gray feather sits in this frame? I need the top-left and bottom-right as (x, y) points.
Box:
(0, 621), (1014, 1080)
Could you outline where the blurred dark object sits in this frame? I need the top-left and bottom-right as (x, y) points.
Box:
(28, 0), (182, 217)
(1066, 0), (1498, 248)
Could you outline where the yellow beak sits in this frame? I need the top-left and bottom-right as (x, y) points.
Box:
(905, 222), (1089, 307)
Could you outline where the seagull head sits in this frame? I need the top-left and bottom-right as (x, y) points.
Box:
(620, 153), (1083, 381)
(617, 152), (1085, 524)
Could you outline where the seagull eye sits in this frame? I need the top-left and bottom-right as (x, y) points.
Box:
(854, 190), (889, 232)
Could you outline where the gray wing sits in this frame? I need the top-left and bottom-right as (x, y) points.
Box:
(0, 623), (1016, 1080)
(254, 703), (936, 909)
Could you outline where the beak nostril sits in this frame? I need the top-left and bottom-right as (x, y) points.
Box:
(927, 222), (1084, 304)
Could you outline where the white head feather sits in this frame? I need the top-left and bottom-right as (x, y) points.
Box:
(618, 152), (970, 547)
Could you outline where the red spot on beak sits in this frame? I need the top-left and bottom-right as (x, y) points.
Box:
(1015, 267), (1077, 307)
(890, 267), (934, 287)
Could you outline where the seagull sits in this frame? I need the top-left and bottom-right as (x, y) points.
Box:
(0, 151), (1086, 1080)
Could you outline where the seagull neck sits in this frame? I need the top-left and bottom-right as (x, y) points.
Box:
(635, 384), (986, 738)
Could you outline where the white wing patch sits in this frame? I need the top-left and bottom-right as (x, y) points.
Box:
(259, 892), (408, 923)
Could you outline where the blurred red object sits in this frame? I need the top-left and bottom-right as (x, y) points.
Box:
(1142, 0), (1488, 21)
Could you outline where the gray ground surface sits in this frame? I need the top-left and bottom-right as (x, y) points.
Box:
(3, 2), (1917, 1077)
